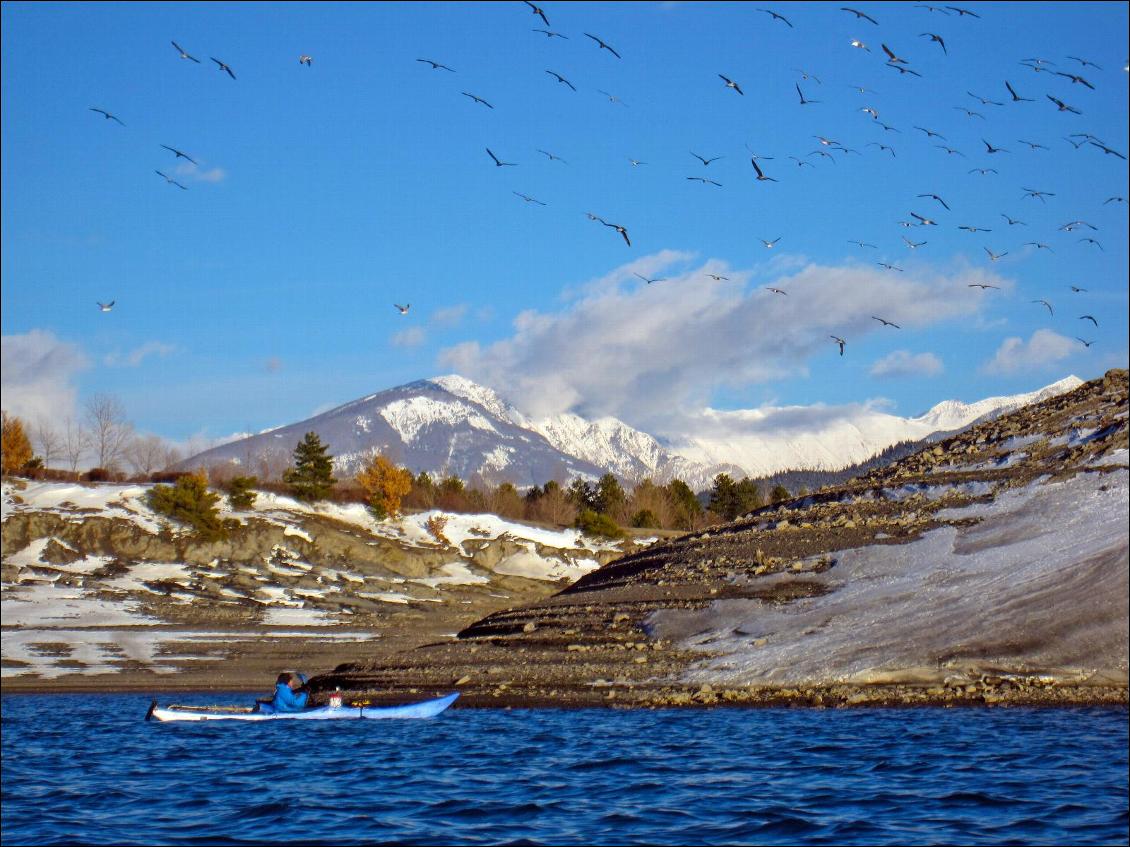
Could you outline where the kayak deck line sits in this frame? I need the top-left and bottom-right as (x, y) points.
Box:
(145, 692), (459, 722)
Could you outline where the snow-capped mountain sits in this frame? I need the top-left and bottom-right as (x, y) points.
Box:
(181, 374), (1084, 491)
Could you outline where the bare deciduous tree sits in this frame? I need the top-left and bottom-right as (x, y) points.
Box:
(126, 434), (170, 477)
(84, 394), (134, 470)
(33, 419), (63, 470)
(61, 416), (90, 475)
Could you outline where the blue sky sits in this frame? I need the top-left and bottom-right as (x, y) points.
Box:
(2, 1), (1127, 444)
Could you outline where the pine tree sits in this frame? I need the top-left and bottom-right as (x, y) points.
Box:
(666, 478), (703, 529)
(594, 472), (626, 517)
(734, 478), (763, 516)
(228, 475), (259, 510)
(283, 432), (337, 501)
(567, 478), (597, 511)
(708, 473), (739, 520)
(769, 483), (790, 503)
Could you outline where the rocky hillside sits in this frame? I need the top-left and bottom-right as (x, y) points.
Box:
(315, 369), (1128, 708)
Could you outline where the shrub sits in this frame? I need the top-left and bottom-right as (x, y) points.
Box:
(228, 475), (259, 510)
(630, 509), (660, 529)
(2, 412), (34, 475)
(356, 453), (412, 519)
(425, 514), (451, 545)
(85, 467), (113, 483)
(148, 472), (228, 542)
(574, 508), (625, 540)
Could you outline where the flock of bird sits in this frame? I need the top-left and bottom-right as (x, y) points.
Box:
(84, 2), (1125, 360)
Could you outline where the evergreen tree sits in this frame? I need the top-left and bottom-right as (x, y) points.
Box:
(228, 475), (259, 510)
(734, 478), (763, 515)
(567, 478), (597, 511)
(769, 483), (791, 503)
(283, 432), (337, 501)
(708, 473), (739, 520)
(149, 471), (228, 542)
(666, 478), (703, 529)
(594, 472), (626, 516)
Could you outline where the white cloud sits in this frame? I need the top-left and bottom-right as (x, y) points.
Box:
(439, 252), (1004, 430)
(390, 326), (426, 348)
(431, 304), (468, 327)
(104, 341), (177, 367)
(0, 330), (90, 424)
(174, 162), (226, 183)
(982, 329), (1077, 374)
(870, 350), (944, 379)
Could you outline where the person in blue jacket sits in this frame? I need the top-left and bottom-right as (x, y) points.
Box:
(257, 671), (310, 713)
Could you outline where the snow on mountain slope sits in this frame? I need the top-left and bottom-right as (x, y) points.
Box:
(912, 376), (1084, 432)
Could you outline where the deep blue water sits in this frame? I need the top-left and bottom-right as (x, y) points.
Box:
(1, 694), (1127, 846)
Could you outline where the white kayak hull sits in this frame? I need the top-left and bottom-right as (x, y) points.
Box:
(147, 692), (459, 722)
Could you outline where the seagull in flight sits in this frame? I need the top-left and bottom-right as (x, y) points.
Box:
(719, 74), (744, 95)
(1047, 95), (1081, 114)
(1021, 188), (1054, 202)
(1032, 299), (1054, 315)
(706, 273), (730, 281)
(1079, 315), (1098, 326)
(982, 139), (1009, 154)
(919, 32), (947, 54)
(1001, 213), (1025, 226)
(1067, 56), (1102, 70)
(761, 237), (782, 248)
(524, 0), (550, 26)
(1017, 139), (1048, 150)
(788, 156), (814, 167)
(849, 239), (877, 248)
(1055, 71), (1095, 89)
(628, 157), (646, 166)
(910, 212), (937, 226)
(917, 193), (950, 210)
(584, 33), (621, 58)
(394, 303), (410, 315)
(602, 221), (631, 246)
(881, 43), (908, 64)
(850, 38), (871, 52)
(1005, 80), (1033, 102)
(210, 57), (236, 79)
(796, 84), (820, 105)
(597, 90), (628, 106)
(915, 126), (945, 139)
(1103, 196), (1125, 204)
(868, 142), (896, 157)
(946, 6), (981, 17)
(546, 70), (576, 91)
(958, 225), (991, 232)
(830, 336), (847, 356)
(417, 58), (455, 71)
(171, 41), (201, 63)
(968, 283), (999, 289)
(97, 301), (115, 312)
(968, 167), (997, 175)
(878, 262), (904, 271)
(89, 108), (125, 126)
(691, 152), (724, 166)
(160, 145), (197, 165)
(842, 7), (878, 24)
(513, 191), (546, 205)
(968, 91), (1004, 106)
(538, 149), (567, 163)
(902, 236), (927, 249)
(634, 273), (665, 285)
(751, 160), (777, 182)
(757, 8), (793, 27)
(155, 170), (188, 189)
(534, 29), (568, 39)
(1059, 220), (1096, 231)
(984, 247), (1008, 261)
(1075, 338), (1094, 348)
(766, 287), (788, 295)
(872, 316), (900, 328)
(463, 92), (494, 108)
(935, 145), (964, 156)
(954, 107), (984, 119)
(1069, 285), (1087, 293)
(686, 176), (723, 186)
(299, 55), (313, 66)
(485, 148), (516, 167)
(1078, 238), (1103, 250)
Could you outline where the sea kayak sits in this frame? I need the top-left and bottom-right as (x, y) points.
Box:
(146, 692), (459, 722)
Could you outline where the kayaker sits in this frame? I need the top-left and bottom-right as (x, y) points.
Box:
(256, 671), (310, 714)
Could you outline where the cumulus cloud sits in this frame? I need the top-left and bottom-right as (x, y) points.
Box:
(870, 350), (944, 379)
(982, 329), (1077, 374)
(174, 162), (226, 183)
(0, 330), (90, 423)
(431, 304), (468, 327)
(390, 326), (426, 348)
(439, 252), (1004, 430)
(104, 341), (177, 367)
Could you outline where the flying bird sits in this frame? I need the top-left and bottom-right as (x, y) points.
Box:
(1075, 338), (1094, 347)
(97, 301), (115, 312)
(878, 262), (904, 271)
(757, 8), (793, 27)
(872, 316), (900, 328)
(766, 287), (788, 295)
(1055, 71), (1095, 89)
(761, 237), (781, 248)
(706, 273), (730, 281)
(89, 108), (125, 125)
(538, 149), (567, 163)
(946, 6), (981, 17)
(394, 303), (410, 315)
(1017, 139), (1048, 150)
(915, 3), (950, 12)
(299, 55), (313, 66)
(917, 193), (950, 210)
(915, 126), (945, 139)
(524, 0), (550, 26)
(903, 236), (927, 249)
(968, 168), (997, 175)
(628, 158), (646, 166)
(533, 29), (568, 38)
(1078, 238), (1103, 250)
(1066, 56), (1102, 70)
(1001, 213), (1025, 226)
(968, 91), (1004, 106)
(958, 225), (991, 232)
(1046, 94), (1081, 114)
(417, 58), (455, 71)
(1032, 299), (1054, 315)
(546, 70), (576, 91)
(513, 191), (546, 205)
(954, 107), (984, 119)
(210, 57), (236, 79)
(584, 33), (621, 58)
(485, 148), (516, 167)
(1079, 315), (1098, 326)
(1069, 286), (1087, 293)
(881, 43), (907, 64)
(691, 152), (724, 166)
(910, 212), (937, 225)
(1024, 242), (1053, 251)
(867, 142), (896, 156)
(984, 247), (1008, 261)
(634, 273), (665, 285)
(919, 32), (947, 54)
(751, 159), (777, 182)
(968, 283), (999, 289)
(849, 239), (877, 248)
(850, 38), (871, 52)
(935, 145), (964, 156)
(602, 221), (631, 246)
(796, 83), (820, 105)
(686, 176), (723, 186)
(788, 156), (815, 167)
(830, 336), (846, 356)
(1021, 187), (1054, 202)
(1104, 196), (1125, 204)
(160, 145), (197, 165)
(463, 92), (494, 108)
(982, 138), (1009, 154)
(719, 74), (744, 95)
(154, 170), (187, 189)
(171, 41), (201, 63)
(1005, 80), (1033, 102)
(842, 7), (878, 23)
(597, 90), (628, 106)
